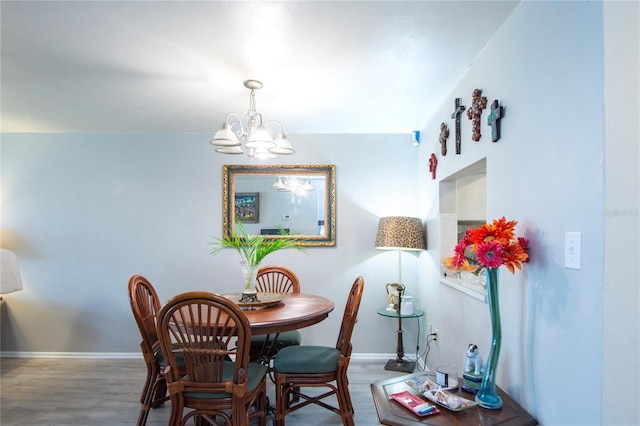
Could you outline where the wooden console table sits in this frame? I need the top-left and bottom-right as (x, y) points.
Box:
(371, 372), (537, 426)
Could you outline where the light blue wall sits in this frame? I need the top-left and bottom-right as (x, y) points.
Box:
(0, 132), (423, 355)
(417, 2), (607, 425)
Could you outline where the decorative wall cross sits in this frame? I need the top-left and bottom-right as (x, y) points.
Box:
(487, 100), (503, 142)
(429, 153), (438, 180)
(450, 98), (466, 154)
(439, 122), (449, 156)
(466, 89), (487, 142)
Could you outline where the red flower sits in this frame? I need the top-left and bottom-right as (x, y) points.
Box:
(518, 237), (530, 263)
(476, 241), (504, 268)
(454, 240), (468, 256)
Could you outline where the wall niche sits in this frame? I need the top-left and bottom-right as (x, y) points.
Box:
(438, 158), (487, 302)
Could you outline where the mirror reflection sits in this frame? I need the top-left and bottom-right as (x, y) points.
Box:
(223, 165), (336, 246)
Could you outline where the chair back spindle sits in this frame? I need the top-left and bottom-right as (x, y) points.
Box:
(256, 265), (300, 294)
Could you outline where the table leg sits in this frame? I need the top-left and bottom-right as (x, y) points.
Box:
(384, 316), (415, 373)
(258, 332), (282, 366)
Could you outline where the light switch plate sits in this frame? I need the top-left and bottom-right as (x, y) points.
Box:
(565, 232), (581, 270)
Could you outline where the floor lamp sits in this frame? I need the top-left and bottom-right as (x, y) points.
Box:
(375, 216), (425, 372)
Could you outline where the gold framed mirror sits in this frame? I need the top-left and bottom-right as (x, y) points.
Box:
(223, 164), (336, 246)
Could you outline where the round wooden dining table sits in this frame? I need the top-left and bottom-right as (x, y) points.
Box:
(240, 293), (335, 336)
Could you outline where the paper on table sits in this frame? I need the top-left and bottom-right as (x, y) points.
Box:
(389, 391), (440, 417)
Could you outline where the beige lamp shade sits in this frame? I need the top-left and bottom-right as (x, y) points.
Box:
(374, 216), (425, 251)
(1, 249), (23, 295)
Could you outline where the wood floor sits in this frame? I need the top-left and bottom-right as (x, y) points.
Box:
(1, 357), (405, 425)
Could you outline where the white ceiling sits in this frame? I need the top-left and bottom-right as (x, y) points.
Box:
(1, 1), (519, 134)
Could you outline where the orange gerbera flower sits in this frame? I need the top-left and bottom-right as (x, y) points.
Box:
(467, 217), (517, 250)
(502, 240), (529, 273)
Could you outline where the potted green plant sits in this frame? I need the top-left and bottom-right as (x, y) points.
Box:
(209, 220), (307, 302)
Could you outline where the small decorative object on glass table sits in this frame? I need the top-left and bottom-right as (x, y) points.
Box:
(209, 219), (307, 303)
(377, 307), (424, 373)
(386, 282), (402, 311)
(443, 217), (529, 410)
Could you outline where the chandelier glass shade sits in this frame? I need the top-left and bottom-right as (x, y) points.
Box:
(210, 80), (295, 160)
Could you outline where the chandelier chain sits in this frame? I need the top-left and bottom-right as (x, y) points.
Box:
(248, 89), (257, 118)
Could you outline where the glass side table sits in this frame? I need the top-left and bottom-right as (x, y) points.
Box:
(377, 308), (424, 373)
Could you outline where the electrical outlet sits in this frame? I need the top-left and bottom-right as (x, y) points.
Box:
(428, 323), (439, 340)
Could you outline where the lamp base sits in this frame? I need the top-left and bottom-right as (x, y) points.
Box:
(384, 359), (416, 373)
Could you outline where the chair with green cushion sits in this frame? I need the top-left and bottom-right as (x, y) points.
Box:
(273, 276), (365, 426)
(250, 266), (302, 363)
(156, 291), (268, 426)
(128, 275), (186, 426)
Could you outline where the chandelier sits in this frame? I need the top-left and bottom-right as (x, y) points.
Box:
(271, 176), (314, 192)
(210, 79), (294, 160)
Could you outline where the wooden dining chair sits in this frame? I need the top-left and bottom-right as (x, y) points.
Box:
(273, 276), (365, 426)
(256, 265), (300, 293)
(128, 275), (185, 426)
(156, 291), (268, 426)
(250, 265), (302, 362)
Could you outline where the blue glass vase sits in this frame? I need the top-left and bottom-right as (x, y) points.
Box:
(476, 268), (504, 409)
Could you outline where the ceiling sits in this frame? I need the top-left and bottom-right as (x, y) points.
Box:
(1, 1), (520, 134)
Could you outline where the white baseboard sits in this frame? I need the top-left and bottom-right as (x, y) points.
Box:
(1, 352), (435, 374)
(1, 351), (395, 360)
(350, 353), (396, 361)
(0, 351), (142, 359)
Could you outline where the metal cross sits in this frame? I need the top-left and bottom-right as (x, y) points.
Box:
(487, 100), (503, 142)
(450, 98), (465, 154)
